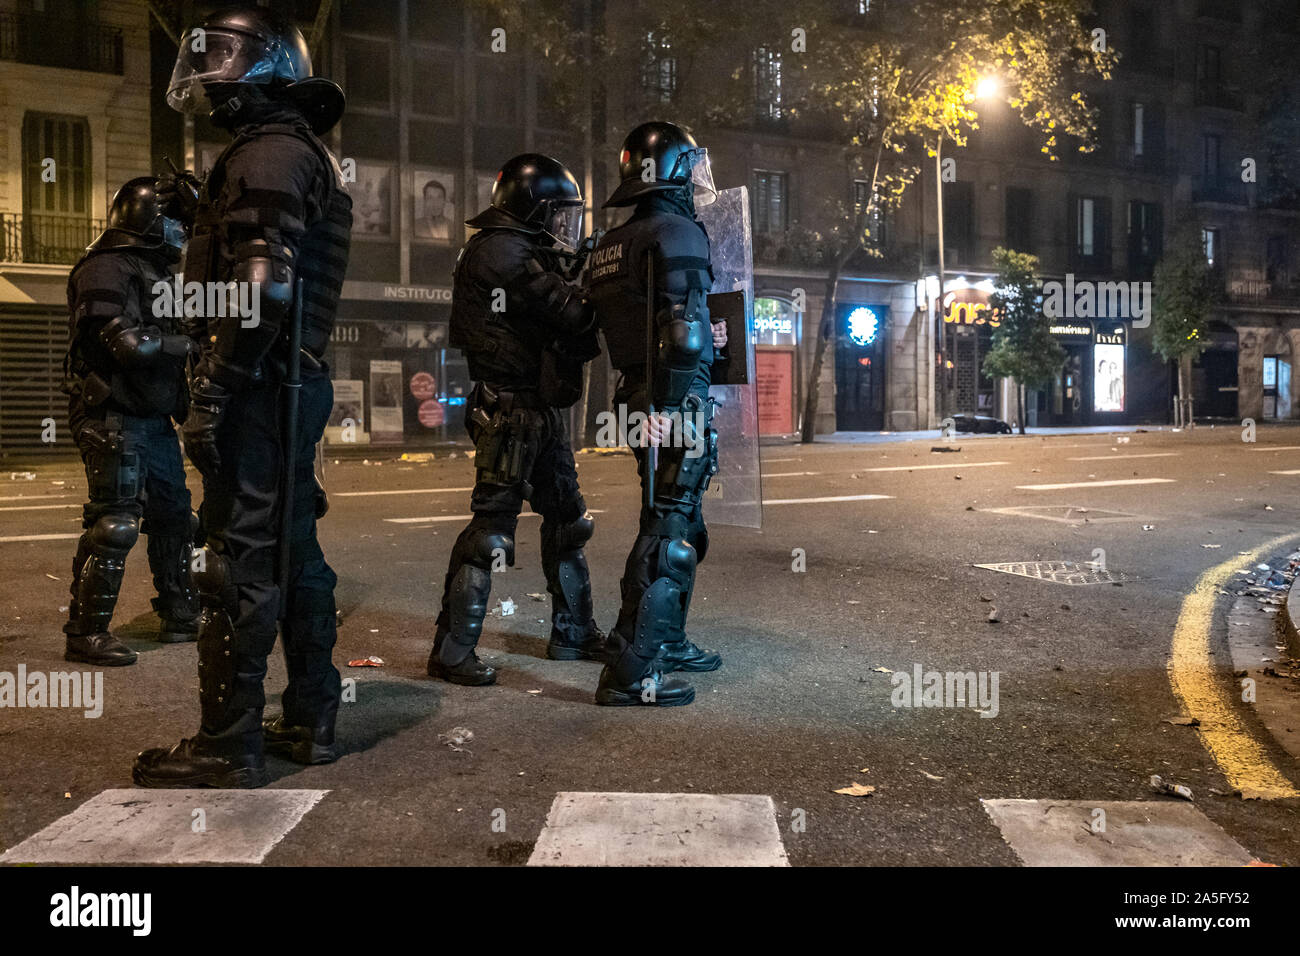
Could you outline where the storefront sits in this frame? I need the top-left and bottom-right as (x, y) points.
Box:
(938, 284), (1003, 419)
(753, 295), (800, 436)
(323, 281), (471, 448)
(834, 301), (888, 430)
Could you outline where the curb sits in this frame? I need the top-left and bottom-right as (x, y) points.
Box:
(1287, 573), (1300, 655)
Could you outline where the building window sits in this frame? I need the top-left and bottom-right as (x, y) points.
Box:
(476, 55), (519, 126)
(853, 179), (870, 216)
(1266, 235), (1289, 282)
(1005, 186), (1034, 252)
(754, 47), (783, 122)
(345, 36), (395, 112)
(753, 170), (788, 234)
(943, 180), (974, 264)
(1202, 133), (1222, 182)
(1201, 227), (1220, 268)
(1131, 102), (1144, 157)
(1196, 44), (1222, 97)
(410, 47), (458, 119)
(18, 112), (93, 263)
(1071, 195), (1110, 269)
(1127, 200), (1161, 276)
(641, 32), (677, 104)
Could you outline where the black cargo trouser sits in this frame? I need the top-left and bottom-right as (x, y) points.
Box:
(195, 365), (339, 743)
(66, 410), (196, 636)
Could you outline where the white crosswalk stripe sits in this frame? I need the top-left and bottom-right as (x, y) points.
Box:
(981, 799), (1256, 866)
(0, 789), (328, 865)
(528, 792), (790, 866)
(1015, 478), (1176, 491)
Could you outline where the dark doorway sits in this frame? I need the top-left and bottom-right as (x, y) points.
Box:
(835, 304), (886, 430)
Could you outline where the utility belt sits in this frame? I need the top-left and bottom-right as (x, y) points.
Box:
(466, 382), (551, 487)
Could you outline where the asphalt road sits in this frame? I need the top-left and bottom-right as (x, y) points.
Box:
(3, 424), (1300, 866)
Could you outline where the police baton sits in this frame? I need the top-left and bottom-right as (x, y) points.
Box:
(277, 278), (304, 622)
(644, 251), (657, 512)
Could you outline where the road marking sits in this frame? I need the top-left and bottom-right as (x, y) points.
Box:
(1168, 531), (1300, 799)
(528, 792), (789, 867)
(335, 486), (474, 497)
(0, 533), (81, 543)
(764, 471), (821, 478)
(981, 799), (1255, 866)
(762, 457), (801, 463)
(0, 788), (329, 864)
(762, 494), (893, 505)
(1249, 446), (1300, 452)
(0, 494), (73, 503)
(1268, 470), (1300, 475)
(0, 503), (79, 512)
(1015, 478), (1175, 491)
(1067, 452), (1180, 461)
(384, 509), (606, 525)
(861, 461), (1008, 473)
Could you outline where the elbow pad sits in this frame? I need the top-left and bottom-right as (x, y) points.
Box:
(101, 317), (163, 369)
(208, 239), (294, 386)
(654, 288), (709, 407)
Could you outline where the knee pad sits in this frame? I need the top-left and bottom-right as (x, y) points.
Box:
(462, 527), (514, 569)
(659, 537), (697, 587)
(192, 546), (228, 596)
(89, 514), (139, 553)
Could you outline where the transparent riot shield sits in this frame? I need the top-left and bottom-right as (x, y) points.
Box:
(697, 186), (762, 529)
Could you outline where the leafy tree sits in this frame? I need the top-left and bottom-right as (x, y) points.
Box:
(476, 0), (1112, 441)
(1152, 223), (1218, 426)
(983, 247), (1062, 435)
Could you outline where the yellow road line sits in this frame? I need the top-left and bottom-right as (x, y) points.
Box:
(1168, 532), (1300, 799)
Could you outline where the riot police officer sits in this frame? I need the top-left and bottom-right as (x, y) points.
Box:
(587, 122), (728, 707)
(134, 7), (351, 788)
(62, 178), (199, 666)
(430, 153), (605, 686)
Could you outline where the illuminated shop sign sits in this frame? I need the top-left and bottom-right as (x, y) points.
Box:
(1049, 324), (1092, 337)
(942, 290), (1003, 327)
(754, 297), (799, 345)
(846, 306), (882, 346)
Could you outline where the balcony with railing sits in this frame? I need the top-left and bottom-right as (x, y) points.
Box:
(0, 12), (124, 75)
(1225, 271), (1300, 306)
(0, 213), (103, 266)
(1196, 0), (1242, 22)
(1194, 84), (1245, 112)
(1192, 176), (1248, 206)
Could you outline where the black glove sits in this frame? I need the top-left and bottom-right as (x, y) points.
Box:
(182, 372), (231, 478)
(313, 475), (329, 519)
(157, 168), (201, 230)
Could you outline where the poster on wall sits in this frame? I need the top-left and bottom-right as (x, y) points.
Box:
(325, 379), (367, 445)
(352, 162), (395, 237)
(1093, 327), (1126, 413)
(756, 350), (795, 434)
(369, 359), (405, 443)
(410, 167), (457, 244)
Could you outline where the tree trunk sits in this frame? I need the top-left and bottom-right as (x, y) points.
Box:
(1017, 382), (1026, 435)
(799, 259), (842, 443)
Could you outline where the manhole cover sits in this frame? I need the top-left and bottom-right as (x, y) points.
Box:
(974, 561), (1132, 585)
(979, 505), (1143, 526)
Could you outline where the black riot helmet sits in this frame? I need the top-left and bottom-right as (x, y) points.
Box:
(466, 153), (585, 251)
(87, 177), (186, 260)
(167, 6), (346, 134)
(604, 121), (717, 208)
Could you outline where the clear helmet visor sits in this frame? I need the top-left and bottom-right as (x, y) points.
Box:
(544, 203), (585, 252)
(668, 147), (716, 207)
(166, 28), (281, 114)
(161, 216), (187, 251)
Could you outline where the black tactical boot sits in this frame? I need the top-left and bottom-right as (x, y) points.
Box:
(595, 665), (695, 707)
(149, 533), (200, 643)
(547, 621), (608, 661)
(65, 632), (137, 666)
(658, 638), (721, 672)
(263, 714), (339, 765)
(133, 709), (269, 788)
(428, 558), (498, 685)
(64, 527), (137, 665)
